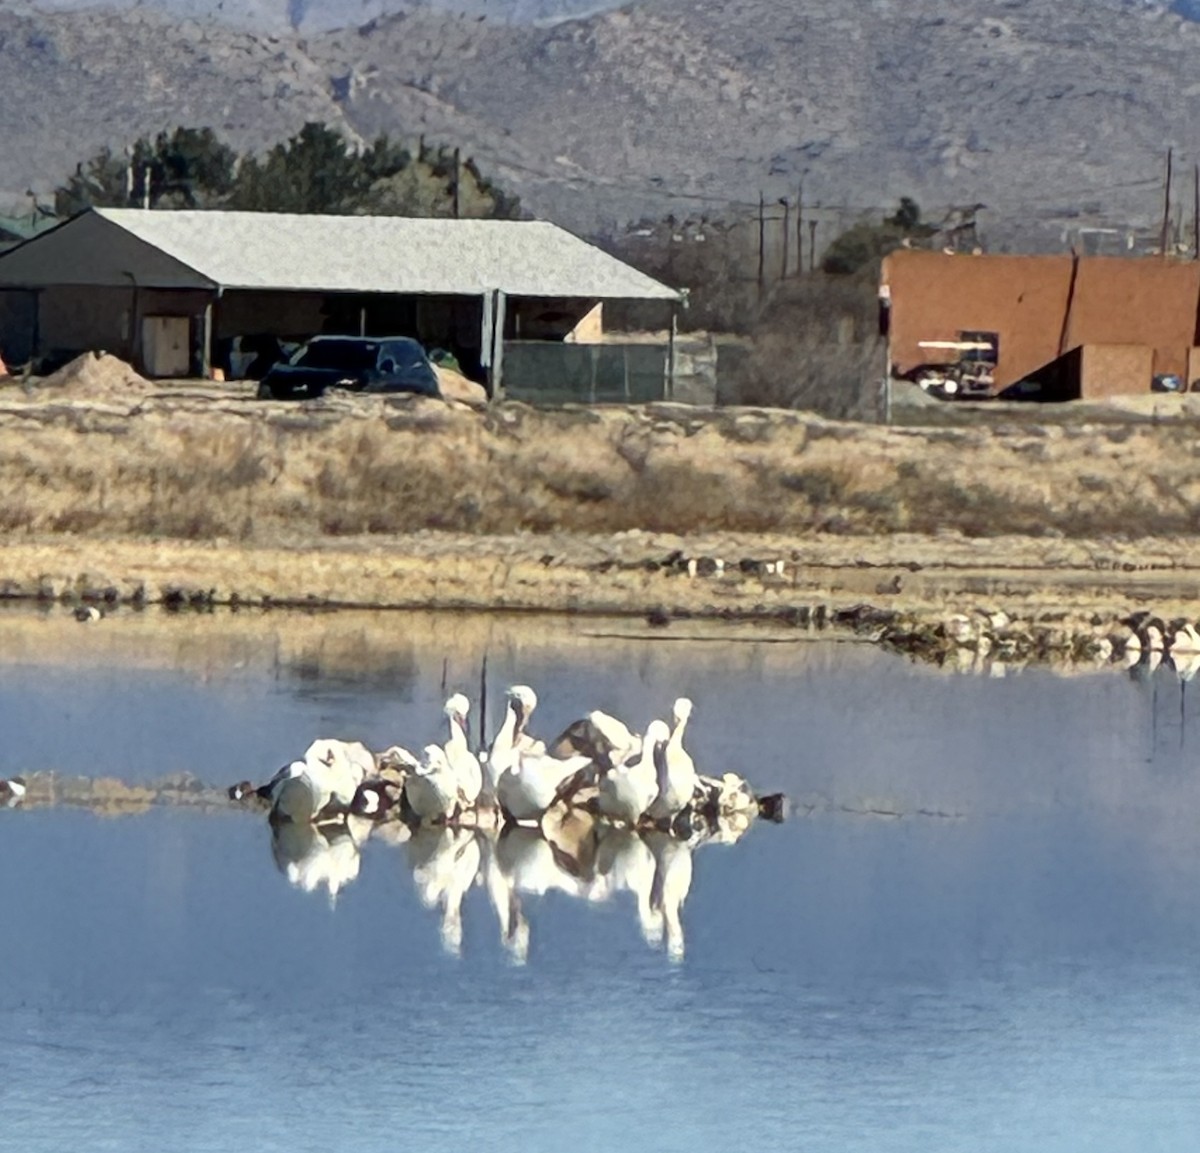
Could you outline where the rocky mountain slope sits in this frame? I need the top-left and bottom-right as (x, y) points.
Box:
(6, 0), (1200, 242)
(25, 0), (621, 31)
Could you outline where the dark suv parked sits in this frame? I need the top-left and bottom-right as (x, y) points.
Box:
(256, 335), (440, 400)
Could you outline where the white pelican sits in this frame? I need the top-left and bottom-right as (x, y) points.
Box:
(648, 698), (699, 822)
(403, 745), (460, 823)
(444, 692), (483, 811)
(0, 776), (27, 807)
(550, 709), (642, 770)
(597, 719), (670, 826)
(407, 826), (483, 956)
(495, 748), (595, 824)
(485, 685), (545, 796)
(293, 738), (374, 817)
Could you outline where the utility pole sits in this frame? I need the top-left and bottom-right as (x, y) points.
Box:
(1161, 146), (1174, 257)
(757, 191), (766, 295)
(779, 198), (790, 280)
(808, 218), (818, 272)
(1193, 164), (1198, 260)
(796, 180), (804, 276)
(452, 147), (461, 219)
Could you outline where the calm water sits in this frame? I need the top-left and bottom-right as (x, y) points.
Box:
(3, 608), (1200, 1151)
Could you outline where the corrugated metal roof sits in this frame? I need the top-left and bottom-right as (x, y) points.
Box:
(91, 209), (680, 301)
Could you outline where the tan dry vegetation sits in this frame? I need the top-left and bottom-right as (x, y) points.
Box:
(8, 380), (1200, 629)
(6, 383), (1200, 542)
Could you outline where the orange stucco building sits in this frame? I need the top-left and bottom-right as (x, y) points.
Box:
(880, 249), (1200, 398)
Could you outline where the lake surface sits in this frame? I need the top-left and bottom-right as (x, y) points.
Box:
(3, 607), (1200, 1151)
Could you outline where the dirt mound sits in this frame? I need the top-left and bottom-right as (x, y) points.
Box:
(38, 352), (154, 396)
(434, 365), (488, 408)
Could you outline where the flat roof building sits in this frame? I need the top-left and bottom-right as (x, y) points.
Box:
(881, 249), (1200, 400)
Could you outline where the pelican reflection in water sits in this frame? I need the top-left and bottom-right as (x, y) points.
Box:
(406, 825), (483, 957)
(266, 804), (754, 964)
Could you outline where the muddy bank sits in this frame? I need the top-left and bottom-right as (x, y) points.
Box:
(3, 531), (1200, 683)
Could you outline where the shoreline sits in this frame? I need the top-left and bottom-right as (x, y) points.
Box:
(3, 530), (1200, 675)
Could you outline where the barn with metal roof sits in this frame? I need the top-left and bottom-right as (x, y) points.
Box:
(0, 208), (683, 398)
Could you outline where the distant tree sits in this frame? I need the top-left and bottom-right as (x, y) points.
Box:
(54, 146), (133, 216)
(55, 124), (522, 220)
(822, 197), (936, 275)
(153, 127), (237, 208)
(54, 127), (237, 215)
(229, 122), (369, 214)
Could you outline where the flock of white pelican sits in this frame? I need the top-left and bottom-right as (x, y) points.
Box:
(229, 685), (785, 962)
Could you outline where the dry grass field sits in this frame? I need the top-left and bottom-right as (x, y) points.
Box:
(6, 359), (1200, 641)
(7, 365), (1200, 542)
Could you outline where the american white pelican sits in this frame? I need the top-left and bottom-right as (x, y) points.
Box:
(550, 709), (642, 770)
(296, 738), (374, 817)
(495, 748), (595, 824)
(268, 762), (317, 824)
(403, 745), (460, 823)
(597, 719), (670, 826)
(444, 692), (483, 811)
(485, 685), (545, 795)
(648, 698), (699, 822)
(0, 777), (27, 807)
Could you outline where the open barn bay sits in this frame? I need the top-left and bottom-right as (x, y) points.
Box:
(2, 606), (1200, 1150)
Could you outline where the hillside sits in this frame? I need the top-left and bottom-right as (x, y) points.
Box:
(5, 0), (1200, 240)
(0, 5), (354, 203)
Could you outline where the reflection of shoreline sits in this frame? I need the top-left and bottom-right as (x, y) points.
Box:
(6, 601), (1200, 686)
(0, 604), (844, 682)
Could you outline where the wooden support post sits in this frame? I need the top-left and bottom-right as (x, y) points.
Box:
(201, 299), (213, 379)
(492, 290), (506, 399)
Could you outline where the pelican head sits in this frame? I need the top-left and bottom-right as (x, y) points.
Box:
(445, 692), (471, 729)
(507, 685), (538, 729)
(671, 698), (694, 725)
(644, 718), (671, 750)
